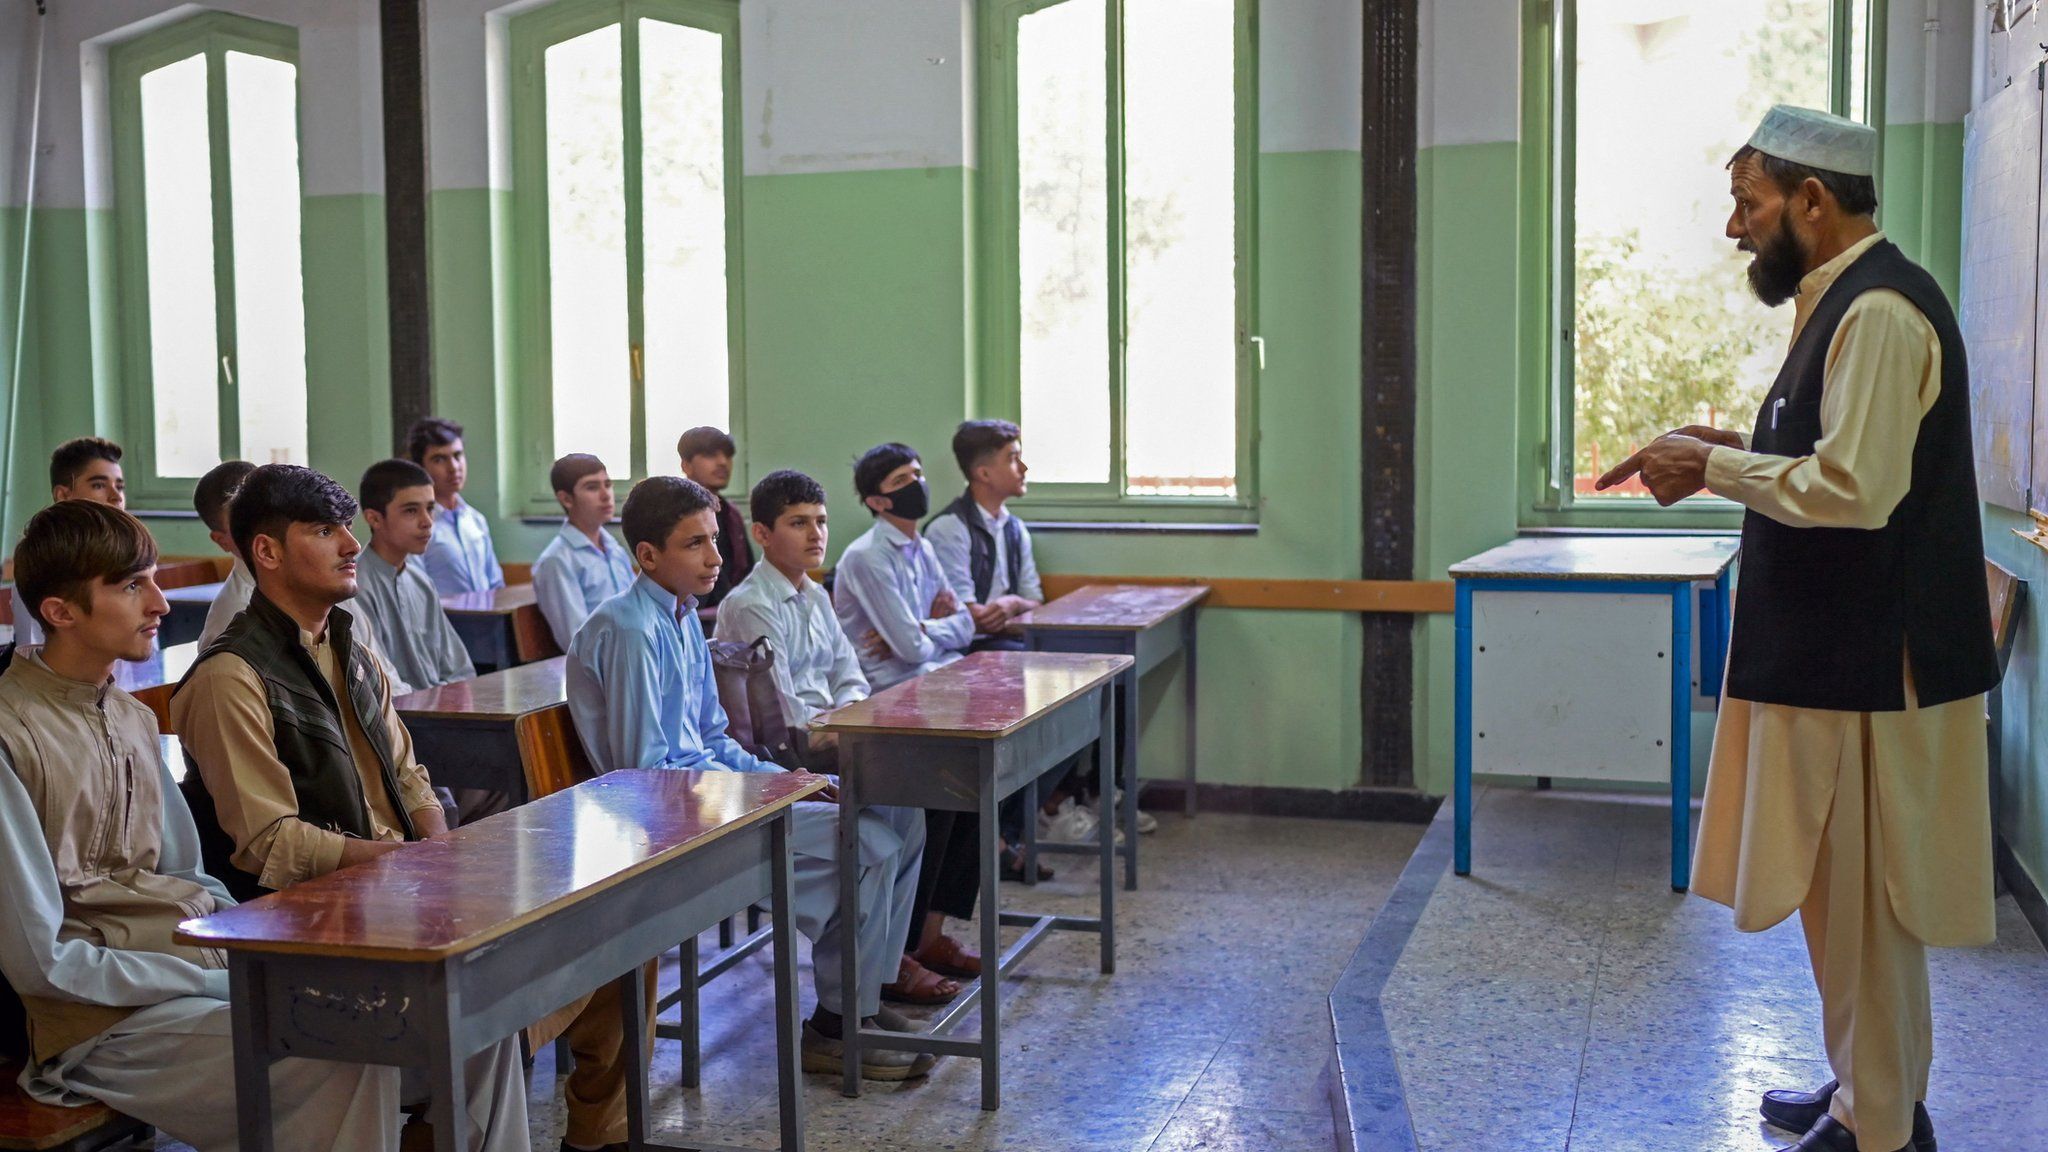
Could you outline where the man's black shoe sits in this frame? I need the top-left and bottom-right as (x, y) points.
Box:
(1762, 1082), (1935, 1152)
(1781, 1114), (1916, 1152)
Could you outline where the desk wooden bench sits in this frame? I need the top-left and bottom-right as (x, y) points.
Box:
(1017, 584), (1208, 889)
(440, 584), (560, 673)
(816, 650), (1130, 1109)
(0, 1061), (147, 1152)
(175, 768), (821, 1152)
(395, 656), (568, 802)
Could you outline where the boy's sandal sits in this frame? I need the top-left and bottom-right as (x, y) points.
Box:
(880, 955), (961, 1005)
(913, 933), (983, 979)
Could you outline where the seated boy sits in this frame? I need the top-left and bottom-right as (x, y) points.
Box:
(194, 460), (258, 650)
(0, 499), (404, 1150)
(532, 453), (635, 651)
(406, 416), (505, 596)
(567, 475), (933, 1079)
(677, 426), (754, 606)
(714, 470), (967, 1005)
(169, 466), (545, 1148)
(12, 438), (131, 647)
(351, 459), (477, 691)
(832, 443), (975, 690)
(925, 420), (1044, 649)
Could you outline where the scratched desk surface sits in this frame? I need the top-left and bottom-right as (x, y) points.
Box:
(395, 656), (567, 720)
(814, 650), (1129, 740)
(1014, 584), (1209, 632)
(174, 769), (822, 961)
(1448, 536), (1738, 583)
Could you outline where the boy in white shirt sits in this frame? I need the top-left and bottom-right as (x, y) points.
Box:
(531, 454), (635, 651)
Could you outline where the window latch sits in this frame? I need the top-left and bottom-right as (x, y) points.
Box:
(1248, 335), (1266, 370)
(220, 355), (234, 387)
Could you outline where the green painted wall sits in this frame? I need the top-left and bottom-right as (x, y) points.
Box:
(1879, 120), (1966, 298)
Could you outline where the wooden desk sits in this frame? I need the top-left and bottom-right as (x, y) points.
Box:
(440, 584), (558, 673)
(1447, 536), (1739, 890)
(158, 582), (224, 648)
(175, 769), (820, 1152)
(395, 657), (568, 801)
(1017, 584), (1208, 888)
(816, 650), (1131, 1109)
(114, 642), (199, 735)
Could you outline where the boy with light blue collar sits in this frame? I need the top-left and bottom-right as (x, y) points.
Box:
(406, 416), (505, 596)
(565, 476), (933, 1081)
(532, 453), (636, 652)
(831, 443), (975, 691)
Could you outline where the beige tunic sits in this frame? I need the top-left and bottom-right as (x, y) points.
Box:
(1693, 231), (1995, 948)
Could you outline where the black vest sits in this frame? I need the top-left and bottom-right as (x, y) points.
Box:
(177, 591), (415, 900)
(1726, 239), (1998, 712)
(929, 490), (1023, 603)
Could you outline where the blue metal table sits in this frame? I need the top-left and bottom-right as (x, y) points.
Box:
(1449, 536), (1738, 891)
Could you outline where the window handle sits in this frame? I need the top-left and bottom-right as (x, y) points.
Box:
(220, 355), (234, 387)
(630, 344), (644, 384)
(1248, 335), (1266, 370)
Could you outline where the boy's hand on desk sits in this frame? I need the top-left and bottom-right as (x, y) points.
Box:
(338, 838), (406, 867)
(859, 629), (895, 662)
(930, 589), (959, 618)
(785, 769), (839, 802)
(969, 601), (1009, 632)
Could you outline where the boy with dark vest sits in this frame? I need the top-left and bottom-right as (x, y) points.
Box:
(1598, 107), (1995, 1152)
(168, 466), (546, 1150)
(0, 500), (404, 1150)
(677, 425), (755, 607)
(924, 419), (1043, 651)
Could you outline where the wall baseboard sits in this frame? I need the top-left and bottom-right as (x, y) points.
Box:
(1994, 831), (2048, 952)
(1138, 782), (1440, 825)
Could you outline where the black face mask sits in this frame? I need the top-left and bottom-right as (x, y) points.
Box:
(884, 478), (930, 521)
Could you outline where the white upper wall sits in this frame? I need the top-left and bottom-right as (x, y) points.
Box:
(1260, 0), (1361, 153)
(1886, 0), (1976, 124)
(1418, 0), (1521, 150)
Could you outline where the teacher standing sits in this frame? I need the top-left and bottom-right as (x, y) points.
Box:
(1599, 105), (1998, 1152)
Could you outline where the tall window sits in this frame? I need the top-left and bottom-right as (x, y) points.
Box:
(512, 0), (743, 506)
(111, 14), (309, 497)
(1531, 0), (1877, 519)
(984, 0), (1257, 510)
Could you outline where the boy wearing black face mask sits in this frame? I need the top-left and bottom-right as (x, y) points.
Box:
(832, 442), (976, 691)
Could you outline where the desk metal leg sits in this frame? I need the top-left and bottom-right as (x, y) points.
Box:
(838, 770), (863, 1099)
(619, 967), (652, 1152)
(1453, 582), (1474, 876)
(228, 958), (276, 1152)
(678, 935), (701, 1089)
(771, 816), (808, 1152)
(978, 745), (1003, 1112)
(1119, 667), (1140, 890)
(1099, 687), (1117, 975)
(424, 976), (470, 1152)
(1021, 773), (1040, 887)
(1670, 584), (1694, 893)
(1183, 612), (1199, 817)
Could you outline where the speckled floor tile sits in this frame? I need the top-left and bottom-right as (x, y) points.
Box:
(1563, 1037), (1833, 1152)
(1149, 1101), (1343, 1151)
(1185, 1039), (1343, 1115)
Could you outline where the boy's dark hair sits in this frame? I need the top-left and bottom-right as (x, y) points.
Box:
(749, 469), (828, 526)
(676, 426), (737, 462)
(229, 465), (360, 562)
(951, 419), (1022, 476)
(359, 459), (435, 519)
(550, 453), (608, 497)
(621, 475), (716, 552)
(194, 460), (257, 533)
(404, 416), (464, 464)
(14, 500), (159, 631)
(852, 443), (920, 512)
(49, 437), (123, 491)
(1726, 145), (1878, 217)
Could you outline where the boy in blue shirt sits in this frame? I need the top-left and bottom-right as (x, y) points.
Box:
(531, 453), (635, 651)
(566, 476), (932, 1080)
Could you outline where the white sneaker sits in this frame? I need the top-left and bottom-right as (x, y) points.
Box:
(1081, 791), (1154, 836)
(1039, 797), (1099, 843)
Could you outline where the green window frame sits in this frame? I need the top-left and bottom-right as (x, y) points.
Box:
(978, 0), (1261, 524)
(508, 0), (747, 517)
(1517, 0), (1886, 530)
(108, 12), (305, 508)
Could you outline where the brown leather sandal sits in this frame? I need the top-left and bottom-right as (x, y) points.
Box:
(880, 955), (962, 1005)
(913, 933), (983, 979)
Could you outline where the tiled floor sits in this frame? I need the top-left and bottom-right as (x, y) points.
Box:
(145, 810), (1422, 1152)
(1381, 787), (2048, 1152)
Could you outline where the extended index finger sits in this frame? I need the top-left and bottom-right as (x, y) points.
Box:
(1595, 449), (1648, 490)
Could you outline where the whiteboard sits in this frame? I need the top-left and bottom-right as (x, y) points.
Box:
(1960, 67), (2042, 512)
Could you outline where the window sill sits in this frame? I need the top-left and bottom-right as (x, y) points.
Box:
(1025, 520), (1258, 535)
(125, 507), (201, 521)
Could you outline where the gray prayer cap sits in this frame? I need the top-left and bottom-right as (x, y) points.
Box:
(1746, 104), (1877, 177)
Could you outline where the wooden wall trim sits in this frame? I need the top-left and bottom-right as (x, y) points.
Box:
(1037, 574), (1451, 614)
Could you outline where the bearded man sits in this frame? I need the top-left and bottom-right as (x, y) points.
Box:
(1598, 105), (1999, 1152)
